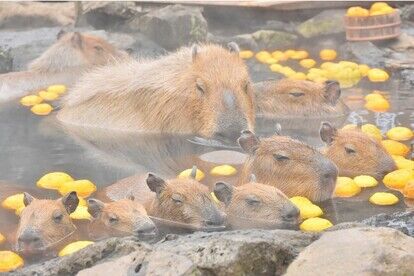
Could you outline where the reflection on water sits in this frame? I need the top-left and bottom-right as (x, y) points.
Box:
(0, 74), (412, 262)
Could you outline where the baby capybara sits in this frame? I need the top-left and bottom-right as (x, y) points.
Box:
(320, 122), (396, 179)
(213, 179), (299, 230)
(87, 197), (156, 240)
(253, 79), (349, 117)
(238, 130), (338, 202)
(0, 31), (127, 101)
(16, 192), (79, 255)
(58, 43), (255, 139)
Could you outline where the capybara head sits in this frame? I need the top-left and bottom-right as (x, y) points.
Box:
(320, 122), (396, 179)
(146, 173), (225, 228)
(29, 31), (127, 72)
(16, 192), (79, 255)
(87, 197), (156, 239)
(188, 43), (255, 140)
(238, 130), (338, 202)
(213, 179), (299, 230)
(254, 79), (343, 116)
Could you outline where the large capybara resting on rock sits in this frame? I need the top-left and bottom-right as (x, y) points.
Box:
(0, 31), (127, 102)
(58, 43), (255, 139)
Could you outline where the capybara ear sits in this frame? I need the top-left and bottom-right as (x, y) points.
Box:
(227, 42), (240, 53)
(23, 192), (35, 206)
(87, 198), (105, 218)
(192, 44), (199, 61)
(249, 174), (257, 183)
(146, 173), (166, 196)
(214, 182), (233, 206)
(61, 191), (79, 214)
(324, 80), (341, 105)
(71, 32), (83, 48)
(238, 130), (259, 154)
(275, 123), (282, 135)
(57, 29), (66, 40)
(320, 122), (337, 145)
(127, 194), (135, 201)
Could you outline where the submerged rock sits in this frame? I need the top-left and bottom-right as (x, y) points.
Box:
(340, 41), (387, 67)
(296, 9), (345, 38)
(362, 210), (414, 237)
(285, 227), (414, 276)
(0, 47), (13, 73)
(251, 30), (298, 49)
(130, 4), (208, 50)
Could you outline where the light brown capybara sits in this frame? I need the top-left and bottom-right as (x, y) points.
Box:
(320, 122), (396, 179)
(237, 130), (338, 202)
(213, 177), (300, 230)
(253, 79), (349, 117)
(0, 31), (127, 102)
(87, 197), (156, 240)
(103, 172), (226, 229)
(57, 43), (255, 139)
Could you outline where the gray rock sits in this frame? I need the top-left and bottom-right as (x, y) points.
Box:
(208, 33), (258, 51)
(362, 210), (414, 237)
(129, 4), (208, 50)
(340, 41), (387, 67)
(296, 9), (345, 38)
(285, 227), (414, 276)
(0, 47), (13, 73)
(251, 30), (298, 49)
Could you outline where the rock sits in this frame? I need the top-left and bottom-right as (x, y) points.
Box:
(296, 9), (345, 38)
(129, 4), (208, 50)
(251, 30), (298, 49)
(0, 2), (75, 29)
(208, 33), (258, 51)
(340, 41), (387, 67)
(11, 237), (151, 276)
(398, 69), (414, 90)
(388, 33), (414, 52)
(286, 227), (414, 276)
(0, 47), (13, 73)
(400, 4), (414, 22)
(362, 210), (414, 237)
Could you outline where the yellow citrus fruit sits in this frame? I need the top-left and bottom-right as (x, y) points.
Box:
(37, 172), (74, 190)
(210, 165), (237, 176)
(284, 49), (296, 58)
(269, 63), (283, 72)
(367, 68), (389, 82)
(178, 168), (205, 181)
(58, 241), (94, 257)
(361, 124), (382, 141)
(358, 64), (370, 76)
(382, 140), (409, 157)
(239, 50), (254, 59)
(0, 251), (24, 272)
(38, 90), (59, 101)
(403, 181), (414, 199)
(290, 196), (313, 206)
(210, 192), (220, 204)
(264, 57), (278, 64)
(392, 155), (414, 170)
(255, 51), (272, 63)
(347, 6), (370, 17)
(1, 193), (25, 211)
(70, 205), (91, 220)
(299, 204), (323, 219)
(289, 72), (307, 80)
(370, 2), (391, 12)
(20, 95), (43, 106)
(386, 127), (413, 141)
(383, 169), (414, 189)
(280, 67), (296, 77)
(271, 51), (288, 61)
(369, 192), (399, 206)
(364, 93), (384, 101)
(364, 98), (390, 112)
(319, 49), (337, 61)
(353, 175), (378, 188)
(299, 59), (317, 69)
(300, 217), (333, 232)
(334, 177), (362, 197)
(47, 84), (66, 94)
(15, 206), (25, 217)
(291, 50), (309, 60)
(58, 180), (97, 198)
(30, 103), (53, 116)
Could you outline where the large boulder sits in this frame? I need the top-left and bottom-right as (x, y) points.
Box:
(340, 41), (387, 67)
(362, 210), (414, 237)
(251, 30), (298, 49)
(296, 9), (345, 38)
(285, 227), (414, 276)
(129, 4), (208, 50)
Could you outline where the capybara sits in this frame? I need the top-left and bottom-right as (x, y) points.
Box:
(320, 122), (396, 179)
(16, 192), (79, 255)
(238, 130), (338, 202)
(253, 79), (349, 117)
(213, 179), (299, 230)
(87, 197), (156, 240)
(103, 172), (226, 229)
(57, 43), (255, 139)
(0, 31), (127, 102)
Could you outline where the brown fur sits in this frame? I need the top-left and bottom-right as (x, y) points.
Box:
(214, 181), (299, 230)
(254, 79), (349, 117)
(238, 131), (338, 202)
(320, 123), (396, 179)
(58, 44), (255, 138)
(0, 31), (127, 101)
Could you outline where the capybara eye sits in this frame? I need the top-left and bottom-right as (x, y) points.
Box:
(245, 195), (260, 206)
(345, 146), (357, 154)
(171, 193), (184, 204)
(273, 154), (290, 161)
(94, 45), (104, 52)
(289, 91), (305, 97)
(244, 82), (250, 94)
(196, 79), (206, 95)
(108, 214), (119, 224)
(52, 211), (63, 223)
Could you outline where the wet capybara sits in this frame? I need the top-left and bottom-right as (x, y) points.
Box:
(0, 31), (127, 101)
(16, 192), (79, 255)
(238, 130), (338, 202)
(87, 197), (156, 240)
(58, 43), (255, 139)
(320, 122), (396, 179)
(253, 79), (349, 117)
(213, 178), (299, 230)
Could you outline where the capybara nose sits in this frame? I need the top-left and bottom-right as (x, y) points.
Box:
(379, 155), (397, 177)
(135, 221), (157, 235)
(204, 212), (226, 227)
(18, 229), (41, 246)
(281, 205), (300, 222)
